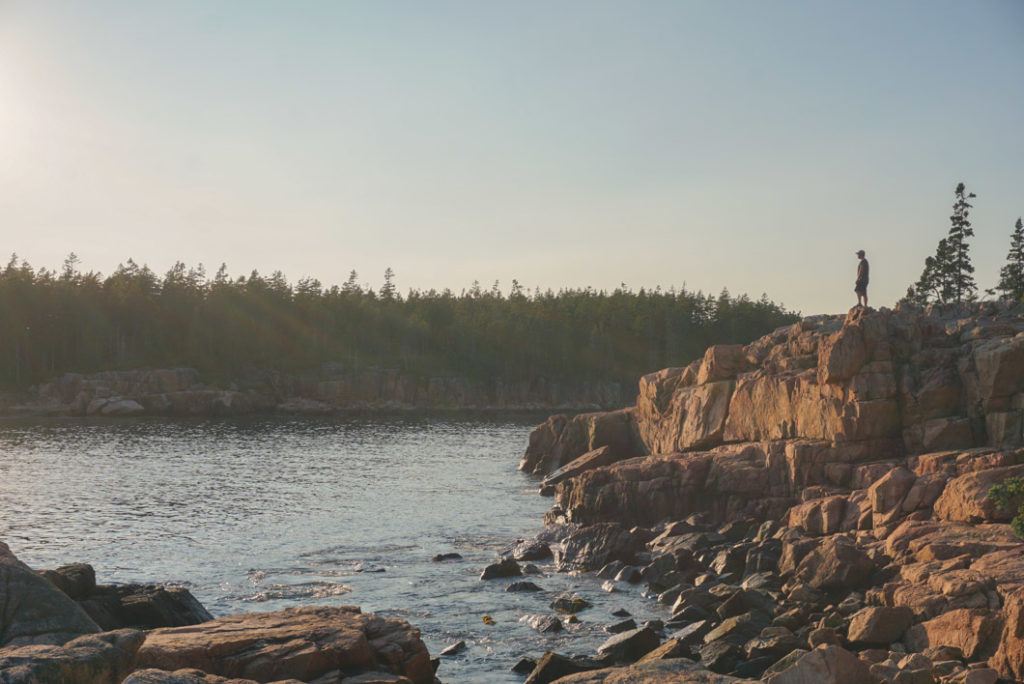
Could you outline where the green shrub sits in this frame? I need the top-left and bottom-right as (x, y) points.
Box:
(988, 477), (1024, 538)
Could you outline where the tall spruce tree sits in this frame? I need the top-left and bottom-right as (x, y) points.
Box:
(904, 182), (977, 306)
(946, 182), (977, 303)
(997, 217), (1024, 300)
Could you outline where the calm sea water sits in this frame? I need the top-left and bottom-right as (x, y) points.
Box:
(0, 415), (666, 683)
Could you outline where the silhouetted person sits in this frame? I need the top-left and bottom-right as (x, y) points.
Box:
(855, 249), (869, 307)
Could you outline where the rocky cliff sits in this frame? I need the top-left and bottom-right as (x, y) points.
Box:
(3, 368), (625, 417)
(521, 301), (1024, 682)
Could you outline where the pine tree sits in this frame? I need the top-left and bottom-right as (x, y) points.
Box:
(997, 218), (1024, 301)
(379, 267), (396, 300)
(946, 182), (977, 303)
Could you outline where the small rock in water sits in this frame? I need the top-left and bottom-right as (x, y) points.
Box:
(480, 558), (521, 580)
(605, 618), (637, 634)
(521, 614), (563, 633)
(601, 581), (618, 593)
(511, 658), (536, 674)
(353, 562), (385, 573)
(597, 560), (626, 579)
(482, 615), (495, 625)
(505, 581), (542, 592)
(614, 565), (643, 584)
(431, 552), (462, 562)
(440, 640), (466, 656)
(521, 563), (542, 575)
(566, 614), (581, 624)
(551, 595), (592, 614)
(505, 539), (553, 561)
(611, 608), (632, 617)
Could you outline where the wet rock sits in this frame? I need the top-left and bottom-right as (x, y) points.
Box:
(847, 606), (914, 645)
(614, 565), (643, 583)
(605, 618), (636, 634)
(505, 581), (542, 592)
(0, 541), (101, 647)
(78, 584), (213, 631)
(512, 657), (536, 675)
(523, 652), (604, 684)
(550, 596), (592, 614)
(0, 628), (142, 683)
(601, 581), (618, 593)
(611, 608), (632, 617)
(597, 561), (626, 579)
(136, 606), (433, 683)
(439, 641), (466, 656)
(556, 523), (642, 572)
(597, 626), (660, 663)
(522, 615), (563, 633)
(505, 539), (553, 562)
(430, 552), (461, 562)
(480, 558), (521, 580)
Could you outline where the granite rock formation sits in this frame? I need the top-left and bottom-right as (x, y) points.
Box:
(522, 301), (1024, 682)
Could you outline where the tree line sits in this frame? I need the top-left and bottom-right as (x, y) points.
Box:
(0, 255), (799, 388)
(903, 182), (1024, 305)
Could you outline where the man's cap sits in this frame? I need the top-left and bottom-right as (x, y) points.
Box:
(856, 250), (865, 256)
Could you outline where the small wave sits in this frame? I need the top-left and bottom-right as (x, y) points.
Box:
(233, 581), (354, 602)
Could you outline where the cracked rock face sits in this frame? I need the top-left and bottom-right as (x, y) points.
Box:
(525, 302), (1024, 682)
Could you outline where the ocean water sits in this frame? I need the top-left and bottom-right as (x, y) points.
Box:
(0, 415), (667, 683)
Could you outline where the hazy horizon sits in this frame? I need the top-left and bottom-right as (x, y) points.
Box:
(2, 1), (1022, 316)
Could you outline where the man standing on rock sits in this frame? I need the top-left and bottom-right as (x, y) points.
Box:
(855, 249), (869, 308)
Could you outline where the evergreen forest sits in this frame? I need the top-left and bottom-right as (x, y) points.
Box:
(0, 254), (798, 389)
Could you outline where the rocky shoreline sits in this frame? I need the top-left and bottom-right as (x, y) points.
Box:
(5, 300), (1024, 683)
(0, 369), (625, 417)
(494, 301), (1024, 682)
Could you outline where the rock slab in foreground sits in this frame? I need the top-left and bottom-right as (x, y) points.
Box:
(136, 606), (433, 683)
(0, 628), (143, 684)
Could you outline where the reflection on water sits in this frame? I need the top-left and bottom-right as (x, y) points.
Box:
(0, 415), (667, 683)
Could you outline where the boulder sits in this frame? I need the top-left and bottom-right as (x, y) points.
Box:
(793, 536), (875, 592)
(902, 608), (1001, 661)
(0, 541), (101, 647)
(597, 627), (660, 663)
(122, 669), (259, 684)
(992, 586), (1024, 681)
(0, 628), (143, 684)
(556, 523), (642, 572)
(480, 558), (521, 580)
(78, 584), (213, 631)
(846, 606), (914, 645)
(933, 464), (1024, 523)
(523, 652), (605, 684)
(38, 564), (97, 600)
(765, 644), (871, 683)
(136, 606), (433, 683)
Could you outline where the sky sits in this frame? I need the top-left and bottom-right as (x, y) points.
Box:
(0, 1), (1022, 315)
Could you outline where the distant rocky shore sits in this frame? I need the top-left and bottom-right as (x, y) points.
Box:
(498, 300), (1024, 682)
(0, 368), (625, 417)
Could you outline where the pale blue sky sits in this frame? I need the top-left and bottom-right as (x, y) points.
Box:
(1, 1), (1022, 314)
